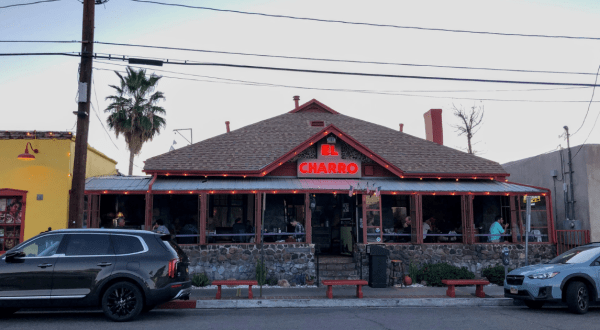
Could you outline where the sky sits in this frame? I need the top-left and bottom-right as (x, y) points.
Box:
(2, 0), (600, 176)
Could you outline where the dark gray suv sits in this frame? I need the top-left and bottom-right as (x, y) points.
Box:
(0, 229), (191, 321)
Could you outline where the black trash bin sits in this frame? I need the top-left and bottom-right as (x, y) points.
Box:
(368, 245), (389, 288)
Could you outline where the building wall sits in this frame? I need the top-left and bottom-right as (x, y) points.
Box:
(502, 145), (599, 240)
(184, 244), (315, 282)
(1, 139), (118, 241)
(584, 146), (600, 242)
(1, 139), (72, 239)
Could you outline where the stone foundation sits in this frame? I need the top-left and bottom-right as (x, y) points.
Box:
(354, 243), (557, 280)
(183, 244), (315, 283)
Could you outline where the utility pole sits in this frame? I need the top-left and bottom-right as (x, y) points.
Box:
(563, 126), (576, 220)
(68, 0), (97, 228)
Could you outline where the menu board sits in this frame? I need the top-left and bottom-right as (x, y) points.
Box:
(0, 197), (23, 251)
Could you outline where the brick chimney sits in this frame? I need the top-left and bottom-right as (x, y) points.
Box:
(424, 109), (443, 145)
(399, 123), (404, 132)
(293, 96), (300, 109)
(225, 121), (230, 133)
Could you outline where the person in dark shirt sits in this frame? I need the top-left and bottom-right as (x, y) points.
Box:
(232, 218), (247, 243)
(402, 216), (412, 242)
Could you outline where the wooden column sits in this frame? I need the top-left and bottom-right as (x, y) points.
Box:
(199, 194), (207, 245)
(144, 193), (153, 231)
(362, 194), (367, 244)
(254, 192), (262, 244)
(461, 195), (475, 244)
(545, 194), (555, 244)
(305, 193), (311, 244)
(411, 194), (423, 244)
(510, 196), (518, 243)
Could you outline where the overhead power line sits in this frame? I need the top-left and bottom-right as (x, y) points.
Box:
(4, 51), (600, 87)
(131, 0), (600, 41)
(0, 0), (60, 9)
(571, 64), (600, 137)
(4, 40), (600, 77)
(96, 60), (590, 94)
(92, 65), (600, 103)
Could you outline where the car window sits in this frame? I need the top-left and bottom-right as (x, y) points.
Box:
(549, 246), (600, 264)
(64, 234), (112, 256)
(112, 235), (144, 255)
(18, 234), (64, 258)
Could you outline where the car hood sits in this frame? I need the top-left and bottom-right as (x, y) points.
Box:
(509, 263), (573, 276)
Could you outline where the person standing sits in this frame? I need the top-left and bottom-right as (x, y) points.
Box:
(289, 220), (305, 242)
(489, 215), (508, 243)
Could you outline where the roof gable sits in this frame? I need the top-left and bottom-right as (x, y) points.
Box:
(288, 99), (339, 114)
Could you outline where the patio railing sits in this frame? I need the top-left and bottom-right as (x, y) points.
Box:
(555, 230), (590, 256)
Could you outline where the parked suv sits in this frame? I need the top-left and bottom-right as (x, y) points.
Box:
(504, 243), (600, 314)
(0, 229), (191, 321)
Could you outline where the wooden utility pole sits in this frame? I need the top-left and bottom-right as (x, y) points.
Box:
(68, 0), (96, 228)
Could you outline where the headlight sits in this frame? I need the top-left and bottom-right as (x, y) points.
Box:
(528, 272), (559, 279)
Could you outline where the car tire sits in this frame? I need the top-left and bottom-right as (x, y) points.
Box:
(524, 300), (545, 309)
(101, 282), (144, 322)
(566, 281), (589, 314)
(0, 308), (19, 318)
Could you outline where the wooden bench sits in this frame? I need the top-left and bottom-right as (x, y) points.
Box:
(441, 279), (490, 298)
(212, 280), (258, 299)
(321, 280), (369, 299)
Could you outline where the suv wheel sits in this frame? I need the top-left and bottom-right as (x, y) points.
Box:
(102, 282), (144, 322)
(566, 281), (589, 314)
(524, 301), (545, 309)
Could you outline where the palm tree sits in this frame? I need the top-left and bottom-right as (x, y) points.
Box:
(104, 66), (166, 175)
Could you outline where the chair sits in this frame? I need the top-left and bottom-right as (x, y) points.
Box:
(532, 230), (542, 242)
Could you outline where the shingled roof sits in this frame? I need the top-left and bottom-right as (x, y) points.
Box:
(144, 99), (507, 177)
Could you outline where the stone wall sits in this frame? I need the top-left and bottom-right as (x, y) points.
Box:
(183, 244), (315, 283)
(354, 243), (557, 280)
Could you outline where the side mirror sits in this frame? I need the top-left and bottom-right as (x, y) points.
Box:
(4, 251), (25, 262)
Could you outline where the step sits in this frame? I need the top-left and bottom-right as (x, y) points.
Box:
(319, 270), (357, 277)
(317, 256), (354, 264)
(318, 276), (361, 281)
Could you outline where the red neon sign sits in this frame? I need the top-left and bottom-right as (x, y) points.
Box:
(299, 162), (358, 174)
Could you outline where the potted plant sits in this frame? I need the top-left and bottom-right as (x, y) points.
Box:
(305, 275), (315, 286)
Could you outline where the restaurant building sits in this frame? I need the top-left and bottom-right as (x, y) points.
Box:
(85, 98), (556, 283)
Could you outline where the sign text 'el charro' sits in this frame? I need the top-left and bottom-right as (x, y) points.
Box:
(297, 143), (361, 178)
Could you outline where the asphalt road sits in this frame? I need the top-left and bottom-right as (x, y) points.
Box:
(3, 306), (599, 330)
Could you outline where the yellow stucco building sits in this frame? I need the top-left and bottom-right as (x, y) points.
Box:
(0, 131), (118, 251)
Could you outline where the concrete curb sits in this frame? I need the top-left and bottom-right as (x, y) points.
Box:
(189, 298), (513, 309)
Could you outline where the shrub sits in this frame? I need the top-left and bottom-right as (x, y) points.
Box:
(267, 277), (278, 286)
(417, 263), (475, 287)
(482, 265), (513, 286)
(408, 262), (419, 283)
(191, 273), (211, 287)
(256, 259), (267, 286)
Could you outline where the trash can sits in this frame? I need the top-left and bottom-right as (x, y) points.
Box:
(368, 245), (389, 288)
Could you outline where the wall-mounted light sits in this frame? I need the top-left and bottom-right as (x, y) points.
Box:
(17, 142), (39, 161)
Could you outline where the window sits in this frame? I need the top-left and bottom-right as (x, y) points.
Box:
(65, 234), (112, 256)
(421, 195), (463, 243)
(19, 234), (64, 257)
(112, 235), (145, 255)
(0, 196), (24, 251)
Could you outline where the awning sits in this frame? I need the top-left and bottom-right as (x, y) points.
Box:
(86, 176), (545, 193)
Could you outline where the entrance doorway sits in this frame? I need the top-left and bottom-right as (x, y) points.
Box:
(311, 194), (358, 255)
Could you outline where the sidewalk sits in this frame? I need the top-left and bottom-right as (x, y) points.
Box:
(160, 284), (513, 309)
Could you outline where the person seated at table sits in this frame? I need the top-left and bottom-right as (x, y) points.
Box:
(423, 217), (436, 243)
(289, 219), (305, 242)
(232, 217), (247, 243)
(402, 216), (412, 242)
(489, 215), (508, 243)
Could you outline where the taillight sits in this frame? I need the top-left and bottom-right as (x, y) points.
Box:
(168, 258), (178, 278)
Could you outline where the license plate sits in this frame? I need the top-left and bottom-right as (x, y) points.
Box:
(510, 287), (518, 294)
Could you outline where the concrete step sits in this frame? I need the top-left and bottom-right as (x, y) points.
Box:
(318, 275), (361, 281)
(319, 270), (357, 277)
(317, 256), (354, 264)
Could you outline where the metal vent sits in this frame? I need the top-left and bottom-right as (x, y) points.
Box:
(311, 121), (325, 127)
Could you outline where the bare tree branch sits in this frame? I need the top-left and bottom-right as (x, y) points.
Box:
(451, 102), (484, 154)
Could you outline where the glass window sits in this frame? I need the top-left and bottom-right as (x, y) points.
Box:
(422, 195), (463, 243)
(65, 234), (112, 256)
(19, 234), (64, 257)
(0, 196), (24, 251)
(112, 235), (144, 255)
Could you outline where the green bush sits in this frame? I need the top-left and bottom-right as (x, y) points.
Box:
(482, 265), (513, 286)
(191, 273), (211, 287)
(408, 262), (419, 283)
(256, 259), (267, 286)
(267, 277), (278, 286)
(417, 263), (475, 287)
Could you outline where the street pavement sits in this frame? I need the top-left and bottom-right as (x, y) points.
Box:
(4, 306), (600, 330)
